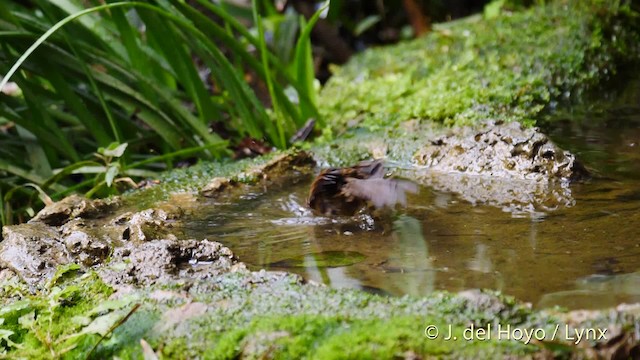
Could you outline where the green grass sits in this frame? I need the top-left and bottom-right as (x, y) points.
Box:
(0, 0), (322, 226)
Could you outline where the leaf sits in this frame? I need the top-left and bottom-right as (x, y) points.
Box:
(0, 301), (32, 318)
(17, 311), (36, 329)
(140, 338), (159, 360)
(46, 263), (81, 289)
(101, 142), (128, 158)
(105, 164), (119, 187)
(0, 329), (20, 350)
(79, 311), (123, 337)
(291, 2), (327, 125)
(354, 15), (381, 36)
(72, 166), (108, 174)
(45, 160), (103, 190)
(253, 0), (287, 148)
(0, 2), (133, 92)
(87, 296), (138, 317)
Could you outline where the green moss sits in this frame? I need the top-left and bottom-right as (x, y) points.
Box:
(0, 271), (116, 359)
(2, 267), (637, 359)
(194, 315), (538, 359)
(319, 0), (639, 131)
(120, 150), (286, 209)
(134, 272), (549, 359)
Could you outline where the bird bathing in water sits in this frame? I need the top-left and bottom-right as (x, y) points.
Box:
(307, 160), (418, 217)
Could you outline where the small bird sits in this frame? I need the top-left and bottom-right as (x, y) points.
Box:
(307, 160), (418, 216)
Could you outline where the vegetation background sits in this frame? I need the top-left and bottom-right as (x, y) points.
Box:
(0, 0), (542, 226)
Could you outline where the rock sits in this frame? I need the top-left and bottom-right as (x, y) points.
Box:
(410, 121), (589, 214)
(30, 195), (119, 226)
(457, 289), (514, 316)
(200, 151), (315, 198)
(236, 151), (315, 183)
(127, 209), (179, 242)
(0, 223), (70, 282)
(98, 239), (240, 286)
(62, 230), (110, 267)
(1, 201), (187, 284)
(413, 121), (588, 182)
(201, 177), (234, 197)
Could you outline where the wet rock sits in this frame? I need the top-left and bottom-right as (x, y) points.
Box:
(413, 121), (589, 182)
(0, 223), (70, 282)
(410, 121), (589, 214)
(313, 120), (590, 214)
(1, 199), (187, 284)
(201, 177), (234, 197)
(457, 289), (521, 317)
(0, 268), (18, 283)
(551, 304), (640, 359)
(98, 239), (241, 286)
(237, 151), (315, 182)
(418, 171), (576, 214)
(113, 206), (184, 243)
(62, 230), (110, 267)
(199, 152), (314, 198)
(30, 195), (119, 226)
(125, 208), (181, 242)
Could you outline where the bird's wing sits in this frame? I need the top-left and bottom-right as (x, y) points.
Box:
(341, 178), (418, 208)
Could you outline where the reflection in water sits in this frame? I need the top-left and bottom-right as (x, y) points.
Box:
(269, 251), (366, 268)
(375, 215), (435, 296)
(538, 271), (640, 309)
(396, 216), (433, 293)
(184, 73), (640, 310)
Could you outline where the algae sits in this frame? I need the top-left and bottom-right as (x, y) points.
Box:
(0, 269), (115, 359)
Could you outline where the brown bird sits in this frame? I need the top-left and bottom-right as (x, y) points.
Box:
(307, 160), (418, 216)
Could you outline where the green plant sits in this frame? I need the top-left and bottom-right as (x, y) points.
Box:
(0, 0), (323, 226)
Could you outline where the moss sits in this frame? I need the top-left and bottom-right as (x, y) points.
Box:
(135, 272), (550, 358)
(154, 304), (541, 359)
(0, 271), (115, 359)
(204, 315), (536, 359)
(319, 0), (639, 132)
(2, 268), (638, 359)
(120, 150), (288, 209)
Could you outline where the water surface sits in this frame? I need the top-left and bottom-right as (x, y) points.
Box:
(185, 75), (640, 310)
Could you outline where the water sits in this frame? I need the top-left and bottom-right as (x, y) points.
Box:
(185, 74), (640, 310)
